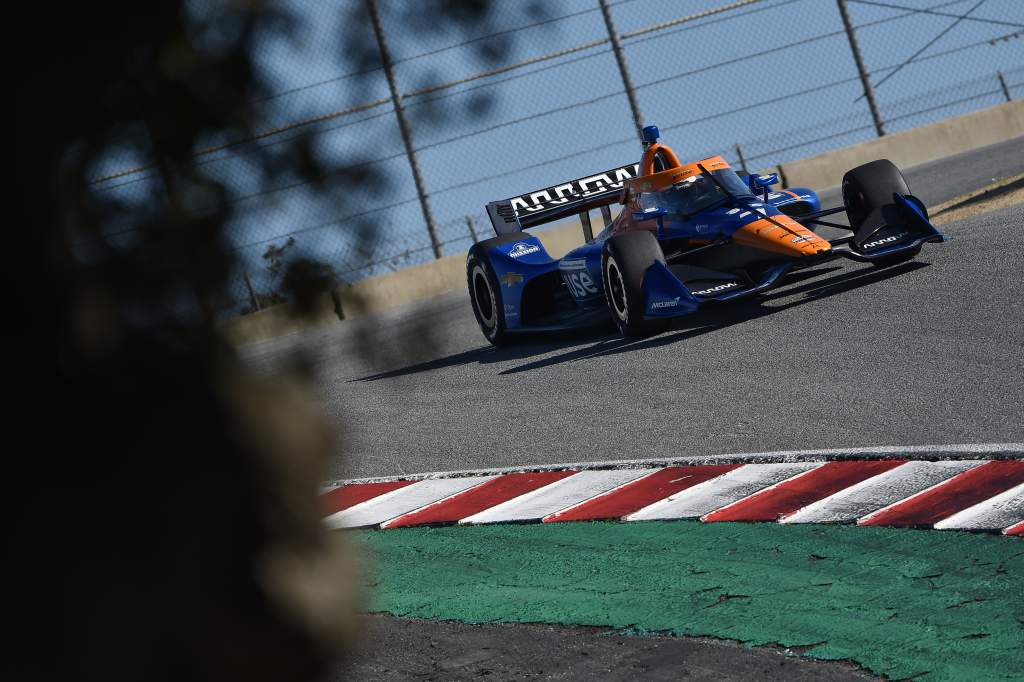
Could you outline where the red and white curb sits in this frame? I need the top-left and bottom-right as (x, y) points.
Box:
(321, 446), (1024, 535)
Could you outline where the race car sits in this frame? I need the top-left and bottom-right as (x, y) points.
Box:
(467, 125), (944, 344)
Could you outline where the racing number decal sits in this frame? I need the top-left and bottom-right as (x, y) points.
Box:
(565, 270), (598, 298)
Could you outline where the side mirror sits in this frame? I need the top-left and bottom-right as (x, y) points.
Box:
(633, 206), (668, 237)
(632, 206), (668, 221)
(749, 173), (779, 190)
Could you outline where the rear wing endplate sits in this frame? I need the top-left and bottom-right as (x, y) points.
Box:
(486, 162), (639, 237)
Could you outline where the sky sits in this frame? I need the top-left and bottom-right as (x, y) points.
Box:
(91, 0), (1024, 307)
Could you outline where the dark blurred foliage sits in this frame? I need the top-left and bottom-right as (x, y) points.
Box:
(10, 1), (539, 679)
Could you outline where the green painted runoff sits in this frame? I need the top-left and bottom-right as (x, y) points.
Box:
(356, 521), (1023, 681)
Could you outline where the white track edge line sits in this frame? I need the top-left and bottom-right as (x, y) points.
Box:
(326, 443), (1024, 486)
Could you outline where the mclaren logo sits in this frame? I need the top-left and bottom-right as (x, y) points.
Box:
(862, 232), (908, 250)
(651, 297), (681, 309)
(692, 282), (739, 296)
(508, 242), (541, 258)
(500, 272), (524, 287)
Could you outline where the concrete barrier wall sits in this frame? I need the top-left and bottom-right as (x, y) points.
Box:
(224, 101), (1023, 345)
(779, 101), (1024, 190)
(223, 219), (591, 345)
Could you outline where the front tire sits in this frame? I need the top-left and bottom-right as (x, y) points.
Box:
(842, 159), (921, 267)
(602, 231), (669, 337)
(841, 158), (912, 232)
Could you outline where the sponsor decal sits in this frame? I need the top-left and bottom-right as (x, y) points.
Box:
(791, 233), (817, 244)
(564, 270), (599, 298)
(504, 304), (519, 318)
(694, 223), (709, 233)
(691, 281), (739, 296)
(508, 242), (541, 258)
(651, 297), (681, 309)
(509, 163), (640, 214)
(559, 258), (588, 270)
(500, 272), (524, 287)
(862, 231), (908, 250)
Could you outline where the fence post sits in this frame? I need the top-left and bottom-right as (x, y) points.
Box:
(241, 266), (261, 312)
(735, 143), (749, 174)
(599, 0), (644, 142)
(466, 215), (479, 244)
(997, 71), (1012, 102)
(365, 0), (443, 259)
(836, 0), (886, 137)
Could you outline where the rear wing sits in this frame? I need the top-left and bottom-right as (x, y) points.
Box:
(486, 162), (640, 239)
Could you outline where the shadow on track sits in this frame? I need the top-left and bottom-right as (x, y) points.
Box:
(353, 262), (927, 381)
(350, 327), (619, 382)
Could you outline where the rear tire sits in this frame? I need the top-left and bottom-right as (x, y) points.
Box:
(467, 232), (535, 345)
(467, 249), (510, 346)
(602, 231), (670, 337)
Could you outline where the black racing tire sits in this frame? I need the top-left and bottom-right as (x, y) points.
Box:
(841, 159), (912, 232)
(602, 230), (670, 337)
(467, 233), (529, 346)
(467, 251), (508, 346)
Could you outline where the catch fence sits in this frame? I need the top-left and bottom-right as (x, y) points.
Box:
(88, 0), (1023, 315)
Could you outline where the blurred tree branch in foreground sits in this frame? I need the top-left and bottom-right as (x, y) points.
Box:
(12, 1), (541, 679)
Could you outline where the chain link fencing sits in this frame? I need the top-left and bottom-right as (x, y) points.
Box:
(86, 0), (1024, 317)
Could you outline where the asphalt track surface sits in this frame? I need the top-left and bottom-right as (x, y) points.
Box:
(243, 136), (1024, 481)
(240, 139), (1024, 680)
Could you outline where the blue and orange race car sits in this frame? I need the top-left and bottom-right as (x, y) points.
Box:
(467, 125), (944, 344)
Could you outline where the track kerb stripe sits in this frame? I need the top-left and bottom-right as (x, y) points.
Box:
(860, 460), (1024, 527)
(384, 471), (575, 528)
(703, 460), (906, 522)
(544, 465), (741, 522)
(322, 480), (414, 516)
